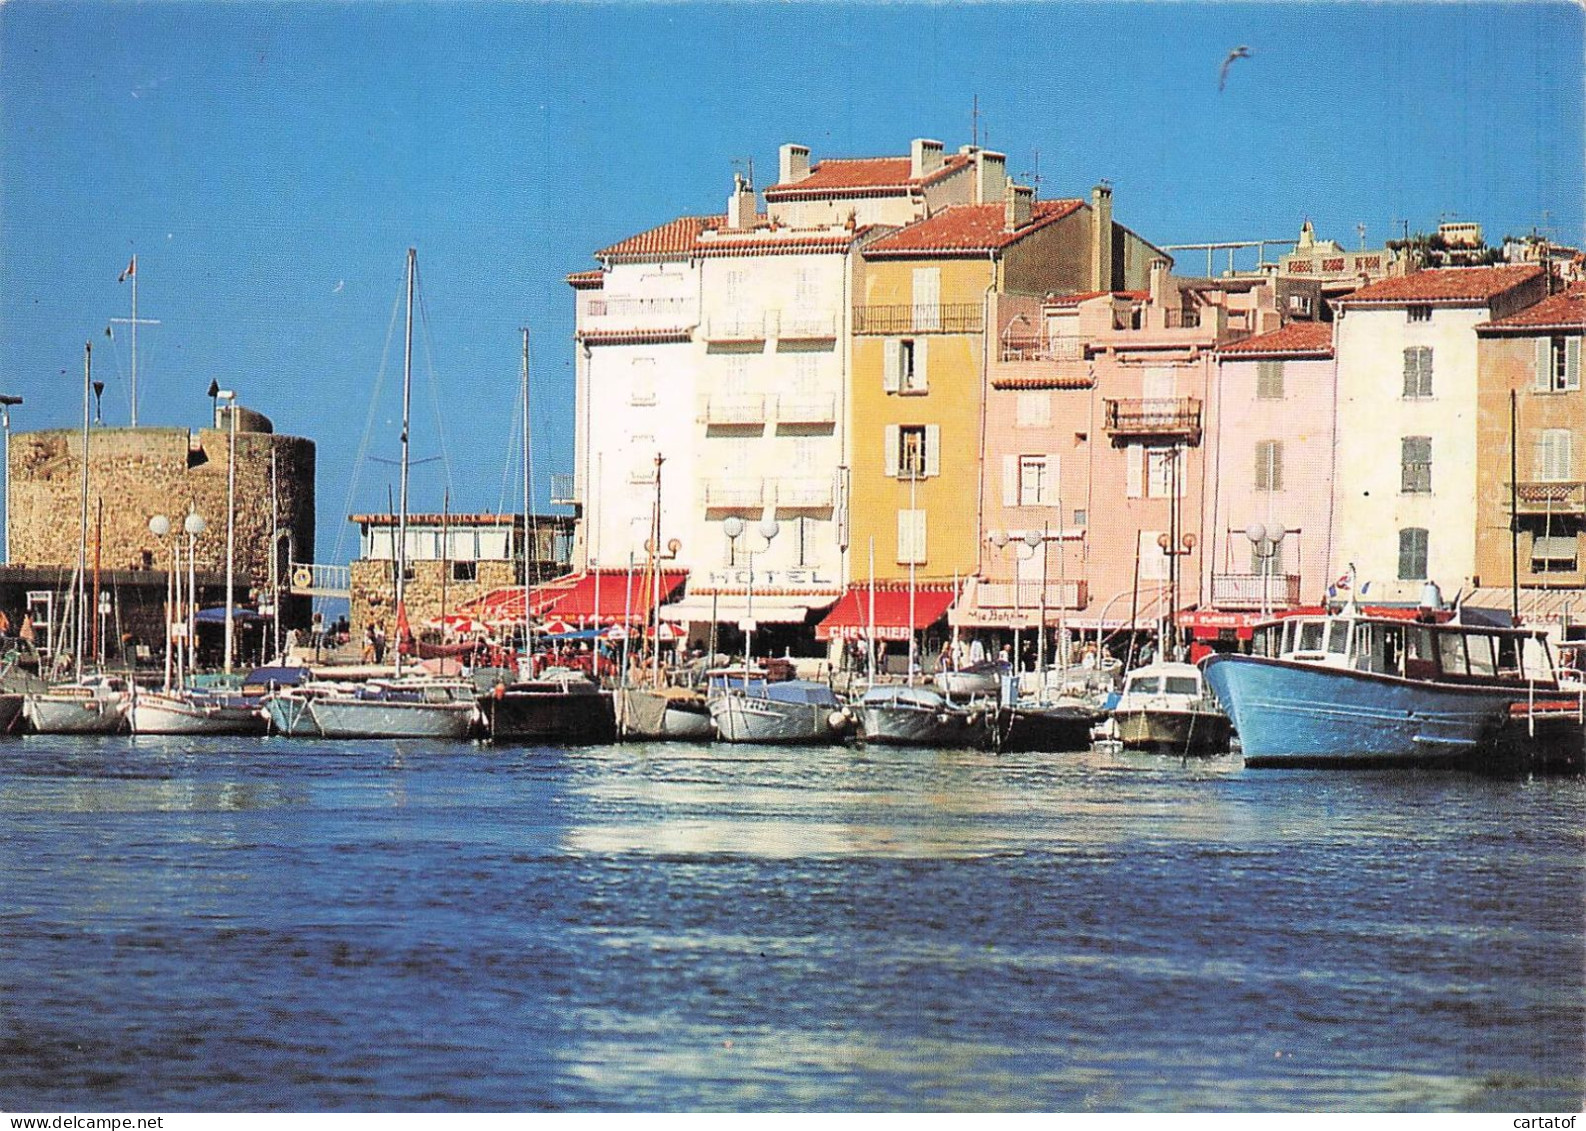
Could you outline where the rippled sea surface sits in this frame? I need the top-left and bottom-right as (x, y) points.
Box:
(0, 734), (1581, 1112)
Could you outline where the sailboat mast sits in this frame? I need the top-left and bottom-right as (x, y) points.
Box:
(76, 341), (91, 679)
(650, 452), (664, 688)
(129, 255), (138, 428)
(395, 247), (415, 678)
(520, 327), (533, 665)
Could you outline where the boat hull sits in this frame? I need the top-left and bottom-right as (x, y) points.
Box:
(264, 694), (320, 737)
(24, 692), (129, 735)
(1202, 653), (1521, 767)
(995, 704), (1098, 753)
(130, 693), (268, 736)
(1112, 707), (1232, 754)
(859, 701), (994, 749)
(709, 695), (843, 744)
(0, 694), (24, 735)
(307, 698), (478, 740)
(482, 687), (616, 744)
(618, 688), (713, 741)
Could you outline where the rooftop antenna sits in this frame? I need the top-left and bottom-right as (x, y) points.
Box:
(1356, 222), (1367, 250)
(971, 93), (980, 148)
(731, 156), (755, 189)
(1022, 148), (1043, 197)
(109, 254), (159, 428)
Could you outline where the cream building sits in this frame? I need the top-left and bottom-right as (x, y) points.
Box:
(1329, 266), (1546, 603)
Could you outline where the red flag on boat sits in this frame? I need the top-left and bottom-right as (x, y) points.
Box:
(396, 600), (413, 655)
(118, 256), (136, 283)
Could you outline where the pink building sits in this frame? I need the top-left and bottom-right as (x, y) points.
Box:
(1205, 321), (1338, 623)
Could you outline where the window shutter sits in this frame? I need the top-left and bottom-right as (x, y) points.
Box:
(1536, 338), (1552, 391)
(884, 424), (900, 477)
(1003, 455), (1019, 507)
(897, 509), (926, 564)
(882, 340), (901, 393)
(1420, 347), (1433, 396)
(915, 337), (929, 391)
(1044, 453), (1060, 506)
(1403, 348), (1417, 396)
(1126, 444), (1143, 499)
(914, 510), (927, 564)
(924, 425), (941, 477)
(1567, 337), (1582, 389)
(1271, 441), (1284, 492)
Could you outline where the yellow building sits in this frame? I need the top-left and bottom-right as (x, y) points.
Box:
(849, 184), (1159, 583)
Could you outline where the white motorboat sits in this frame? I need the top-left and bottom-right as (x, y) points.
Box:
(24, 675), (132, 735)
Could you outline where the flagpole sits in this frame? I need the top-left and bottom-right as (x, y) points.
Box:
(129, 255), (138, 427)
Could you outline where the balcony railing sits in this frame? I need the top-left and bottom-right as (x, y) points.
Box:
(776, 310), (838, 339)
(288, 562), (351, 598)
(703, 394), (767, 426)
(549, 474), (579, 506)
(1162, 309), (1201, 329)
(705, 313), (768, 341)
(1513, 480), (1586, 515)
(583, 296), (694, 328)
(853, 303), (984, 335)
(1103, 397), (1203, 441)
(1210, 572), (1302, 610)
(1000, 334), (1086, 363)
(775, 393), (836, 425)
(975, 580), (1088, 611)
(703, 479), (765, 509)
(774, 478), (833, 508)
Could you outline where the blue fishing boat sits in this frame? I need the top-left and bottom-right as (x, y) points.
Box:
(1201, 606), (1577, 769)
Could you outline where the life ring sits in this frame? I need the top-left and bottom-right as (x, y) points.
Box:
(291, 566), (313, 588)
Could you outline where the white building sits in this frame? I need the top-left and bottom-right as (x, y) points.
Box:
(1329, 265), (1546, 603)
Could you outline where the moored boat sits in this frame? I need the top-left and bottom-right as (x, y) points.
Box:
(24, 675), (132, 735)
(1202, 608), (1576, 770)
(481, 667), (616, 744)
(1110, 661), (1232, 754)
(306, 678), (479, 740)
(995, 698), (1100, 753)
(618, 684), (713, 740)
(857, 683), (995, 749)
(0, 693), (23, 735)
(708, 672), (846, 744)
(130, 687), (268, 736)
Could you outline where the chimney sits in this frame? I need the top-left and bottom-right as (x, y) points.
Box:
(1004, 184), (1034, 232)
(727, 172), (757, 231)
(1148, 256), (1171, 307)
(1090, 182), (1115, 292)
(975, 149), (1007, 205)
(779, 143), (811, 185)
(910, 138), (944, 180)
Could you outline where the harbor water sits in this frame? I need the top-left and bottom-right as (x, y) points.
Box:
(1, 735), (1581, 1112)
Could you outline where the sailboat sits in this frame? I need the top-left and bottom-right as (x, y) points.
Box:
(479, 328), (616, 745)
(26, 342), (130, 735)
(301, 249), (479, 740)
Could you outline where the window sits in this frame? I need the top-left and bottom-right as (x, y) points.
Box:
(1256, 360), (1284, 400)
(1398, 527), (1429, 580)
(1537, 429), (1575, 482)
(1019, 456), (1049, 506)
(1403, 347), (1433, 397)
(897, 509), (927, 564)
(722, 353), (750, 392)
(1146, 446), (1184, 499)
(1537, 336), (1582, 392)
(1532, 533), (1580, 573)
(792, 352), (820, 394)
(882, 337), (928, 393)
(1138, 530), (1168, 581)
(1254, 439), (1284, 491)
(452, 560), (477, 582)
(792, 436), (820, 473)
(630, 357), (657, 406)
(724, 269), (746, 307)
(1401, 436), (1432, 494)
(1407, 305), (1432, 323)
(793, 515), (814, 567)
(1016, 392), (1051, 427)
(912, 267), (940, 331)
(885, 424), (939, 478)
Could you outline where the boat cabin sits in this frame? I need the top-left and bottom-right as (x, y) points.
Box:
(1250, 612), (1558, 687)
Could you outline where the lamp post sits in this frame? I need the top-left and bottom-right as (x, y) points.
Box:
(0, 394), (21, 564)
(149, 514), (173, 690)
(1244, 522), (1289, 619)
(1155, 529), (1197, 662)
(987, 519), (1073, 689)
(185, 511), (205, 677)
(216, 389), (238, 674)
(986, 528), (1033, 674)
(723, 515), (778, 681)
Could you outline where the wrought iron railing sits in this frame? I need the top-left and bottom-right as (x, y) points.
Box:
(1210, 572), (1301, 609)
(1513, 481), (1586, 514)
(853, 303), (984, 335)
(1103, 397), (1203, 438)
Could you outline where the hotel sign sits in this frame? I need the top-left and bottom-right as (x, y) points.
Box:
(700, 567), (838, 591)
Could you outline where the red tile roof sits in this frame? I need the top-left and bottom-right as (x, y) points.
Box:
(575, 328), (694, 347)
(597, 215), (720, 260)
(766, 154), (974, 199)
(991, 373), (1095, 391)
(1478, 285), (1586, 332)
(863, 199), (1086, 257)
(1217, 321), (1335, 357)
(694, 232), (856, 258)
(565, 269), (604, 289)
(1335, 265), (1542, 306)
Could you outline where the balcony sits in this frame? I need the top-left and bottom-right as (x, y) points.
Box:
(1000, 333), (1086, 364)
(549, 474), (579, 506)
(775, 310), (838, 340)
(703, 479), (765, 509)
(703, 394), (767, 427)
(1210, 572), (1302, 610)
(583, 295), (694, 330)
(853, 303), (984, 335)
(774, 478), (833, 509)
(1103, 397), (1203, 443)
(705, 313), (769, 342)
(775, 393), (836, 426)
(1513, 481), (1586, 516)
(975, 580), (1088, 611)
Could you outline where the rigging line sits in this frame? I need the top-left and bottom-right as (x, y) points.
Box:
(414, 262), (456, 501)
(495, 391), (523, 520)
(524, 329), (539, 581)
(319, 261), (405, 616)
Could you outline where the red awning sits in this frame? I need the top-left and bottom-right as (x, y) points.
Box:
(815, 584), (959, 642)
(458, 569), (688, 627)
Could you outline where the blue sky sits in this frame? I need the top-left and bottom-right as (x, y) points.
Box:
(3, 1), (1581, 564)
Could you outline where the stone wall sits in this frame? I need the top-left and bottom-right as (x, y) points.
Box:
(349, 558), (519, 642)
(9, 425), (315, 621)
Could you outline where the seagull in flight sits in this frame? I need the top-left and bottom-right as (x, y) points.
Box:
(333, 280), (345, 293)
(1219, 45), (1252, 92)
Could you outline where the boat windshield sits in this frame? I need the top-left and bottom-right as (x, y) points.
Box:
(1163, 676), (1200, 696)
(1125, 676), (1160, 695)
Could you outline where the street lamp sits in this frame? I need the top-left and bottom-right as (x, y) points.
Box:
(723, 516), (778, 681)
(1156, 529), (1197, 661)
(986, 528), (1033, 673)
(1244, 522), (1288, 618)
(149, 514), (173, 689)
(0, 394), (22, 564)
(185, 510), (206, 677)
